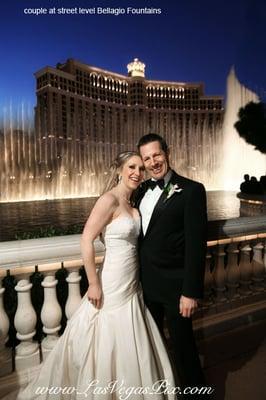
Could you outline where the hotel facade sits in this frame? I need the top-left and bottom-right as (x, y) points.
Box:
(34, 58), (224, 186)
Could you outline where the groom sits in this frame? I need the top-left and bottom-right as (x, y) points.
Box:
(136, 133), (207, 389)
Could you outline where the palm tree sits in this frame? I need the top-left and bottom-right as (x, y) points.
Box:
(234, 101), (266, 154)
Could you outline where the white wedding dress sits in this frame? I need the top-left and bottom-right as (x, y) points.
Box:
(3, 215), (176, 399)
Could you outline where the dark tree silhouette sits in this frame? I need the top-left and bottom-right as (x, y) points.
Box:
(234, 101), (266, 154)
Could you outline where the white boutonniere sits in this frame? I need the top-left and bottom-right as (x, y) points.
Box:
(164, 183), (183, 202)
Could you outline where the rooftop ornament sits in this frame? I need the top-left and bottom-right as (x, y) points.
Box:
(127, 58), (146, 78)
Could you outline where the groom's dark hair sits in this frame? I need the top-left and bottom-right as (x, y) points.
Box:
(137, 133), (168, 153)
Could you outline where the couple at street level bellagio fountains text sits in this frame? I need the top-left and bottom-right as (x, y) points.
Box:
(4, 134), (210, 399)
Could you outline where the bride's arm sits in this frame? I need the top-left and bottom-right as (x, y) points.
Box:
(81, 193), (118, 308)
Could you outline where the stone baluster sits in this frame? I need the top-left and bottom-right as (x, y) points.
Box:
(0, 280), (12, 376)
(239, 241), (253, 297)
(226, 241), (241, 302)
(263, 238), (266, 277)
(41, 273), (62, 359)
(252, 241), (265, 292)
(202, 249), (214, 307)
(14, 277), (40, 371)
(213, 242), (228, 308)
(65, 270), (82, 320)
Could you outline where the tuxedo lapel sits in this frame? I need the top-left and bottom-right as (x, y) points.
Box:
(135, 181), (150, 240)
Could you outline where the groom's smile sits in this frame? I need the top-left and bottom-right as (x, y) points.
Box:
(139, 140), (170, 180)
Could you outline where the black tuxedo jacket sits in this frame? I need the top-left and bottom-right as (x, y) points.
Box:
(135, 171), (207, 303)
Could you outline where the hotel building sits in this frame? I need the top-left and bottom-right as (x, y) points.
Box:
(34, 58), (223, 183)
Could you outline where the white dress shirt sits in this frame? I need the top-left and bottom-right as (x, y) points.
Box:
(139, 170), (172, 235)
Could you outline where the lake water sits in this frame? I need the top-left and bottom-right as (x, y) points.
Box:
(0, 191), (240, 242)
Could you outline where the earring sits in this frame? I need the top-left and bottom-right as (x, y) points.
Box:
(118, 175), (122, 184)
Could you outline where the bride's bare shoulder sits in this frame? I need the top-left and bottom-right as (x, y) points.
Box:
(96, 191), (119, 209)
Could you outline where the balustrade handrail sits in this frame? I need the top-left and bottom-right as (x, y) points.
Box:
(0, 229), (266, 278)
(207, 232), (266, 247)
(0, 234), (105, 271)
(207, 215), (266, 240)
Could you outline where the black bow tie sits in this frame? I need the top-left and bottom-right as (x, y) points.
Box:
(147, 179), (165, 190)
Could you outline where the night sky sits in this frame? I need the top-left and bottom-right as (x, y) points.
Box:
(1, 0), (266, 109)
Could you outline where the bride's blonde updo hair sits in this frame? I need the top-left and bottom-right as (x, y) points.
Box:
(103, 150), (140, 193)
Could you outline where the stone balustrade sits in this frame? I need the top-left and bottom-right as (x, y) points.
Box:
(0, 229), (265, 395)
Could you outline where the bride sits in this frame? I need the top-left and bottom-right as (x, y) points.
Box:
(4, 151), (177, 399)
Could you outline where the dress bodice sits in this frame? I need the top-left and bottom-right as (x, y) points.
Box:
(104, 215), (141, 248)
(100, 214), (141, 310)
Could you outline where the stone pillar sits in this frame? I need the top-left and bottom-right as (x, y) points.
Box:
(263, 238), (266, 284)
(264, 239), (266, 266)
(14, 277), (40, 371)
(252, 241), (265, 292)
(41, 274), (62, 359)
(65, 270), (82, 320)
(202, 250), (214, 307)
(213, 243), (228, 307)
(239, 242), (253, 297)
(0, 281), (12, 376)
(226, 242), (241, 301)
